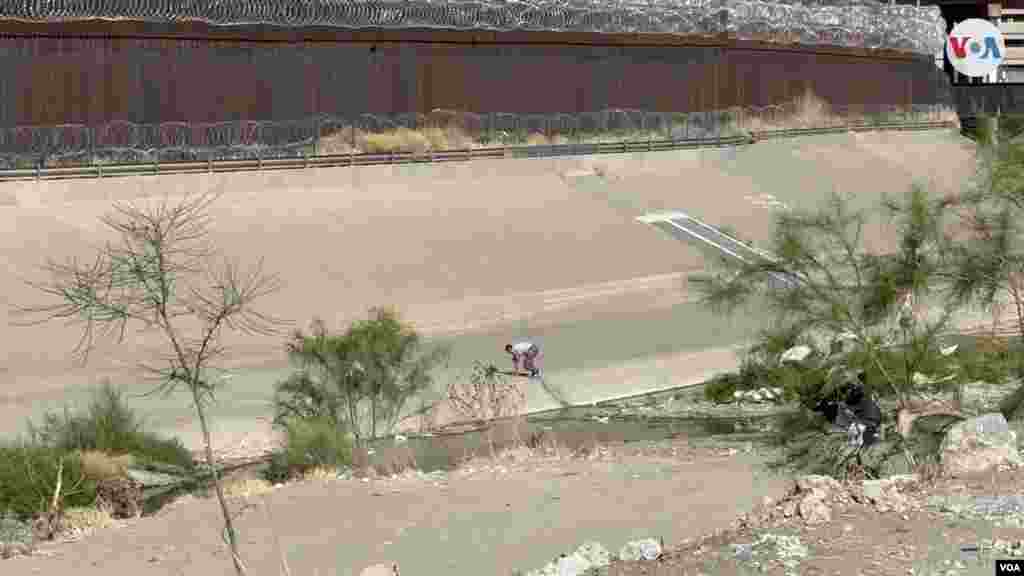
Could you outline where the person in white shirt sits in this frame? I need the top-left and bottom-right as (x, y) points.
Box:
(505, 341), (541, 377)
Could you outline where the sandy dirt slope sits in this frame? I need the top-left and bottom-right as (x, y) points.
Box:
(3, 441), (789, 576)
(0, 130), (977, 445)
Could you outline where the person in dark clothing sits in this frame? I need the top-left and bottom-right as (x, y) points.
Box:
(843, 371), (882, 446)
(810, 369), (882, 448)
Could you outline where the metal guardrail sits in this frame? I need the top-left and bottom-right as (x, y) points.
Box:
(0, 121), (955, 182)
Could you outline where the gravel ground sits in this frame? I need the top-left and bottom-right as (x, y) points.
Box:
(605, 464), (1024, 576)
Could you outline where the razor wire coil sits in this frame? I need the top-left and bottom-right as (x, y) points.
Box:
(0, 0), (946, 56)
(0, 104), (955, 169)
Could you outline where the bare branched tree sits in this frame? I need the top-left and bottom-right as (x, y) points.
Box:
(12, 190), (286, 575)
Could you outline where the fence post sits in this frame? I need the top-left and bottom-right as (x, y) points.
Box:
(313, 115), (320, 157)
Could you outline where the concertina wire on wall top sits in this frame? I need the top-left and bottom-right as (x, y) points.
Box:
(0, 0), (946, 56)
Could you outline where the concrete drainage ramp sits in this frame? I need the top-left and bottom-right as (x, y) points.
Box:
(0, 129), (976, 448)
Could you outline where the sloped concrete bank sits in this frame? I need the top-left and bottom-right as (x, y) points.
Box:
(0, 129), (977, 448)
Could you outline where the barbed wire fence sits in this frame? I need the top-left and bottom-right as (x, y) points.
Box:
(0, 0), (947, 56)
(0, 103), (956, 169)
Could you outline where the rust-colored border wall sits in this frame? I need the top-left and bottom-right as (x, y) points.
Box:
(0, 21), (953, 127)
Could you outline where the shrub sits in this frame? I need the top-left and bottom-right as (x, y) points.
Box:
(0, 443), (97, 521)
(703, 373), (741, 404)
(274, 308), (449, 446)
(956, 336), (1018, 386)
(265, 416), (353, 483)
(0, 510), (32, 546)
(26, 383), (194, 471)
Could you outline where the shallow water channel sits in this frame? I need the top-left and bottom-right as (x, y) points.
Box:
(141, 404), (791, 514)
(364, 406), (788, 474)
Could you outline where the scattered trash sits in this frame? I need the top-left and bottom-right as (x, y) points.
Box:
(524, 541), (612, 576)
(618, 538), (662, 562)
(733, 542), (753, 562)
(733, 387), (784, 404)
(780, 345), (814, 364)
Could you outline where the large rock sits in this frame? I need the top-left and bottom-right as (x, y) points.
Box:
(794, 475), (842, 497)
(941, 413), (1023, 476)
(861, 475), (917, 513)
(797, 495), (832, 525)
(793, 475), (842, 525)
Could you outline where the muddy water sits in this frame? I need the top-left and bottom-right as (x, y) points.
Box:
(364, 407), (788, 474)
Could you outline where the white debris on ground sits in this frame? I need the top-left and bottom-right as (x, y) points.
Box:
(754, 533), (808, 573)
(358, 561), (400, 576)
(779, 345), (814, 364)
(524, 541), (612, 576)
(523, 538), (667, 575)
(335, 467), (450, 489)
(733, 387), (784, 404)
(617, 538), (662, 562)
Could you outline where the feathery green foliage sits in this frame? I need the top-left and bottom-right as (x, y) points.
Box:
(0, 444), (97, 521)
(274, 308), (450, 447)
(693, 187), (958, 408)
(265, 415), (353, 483)
(950, 139), (1024, 418)
(16, 191), (284, 574)
(26, 383), (194, 470)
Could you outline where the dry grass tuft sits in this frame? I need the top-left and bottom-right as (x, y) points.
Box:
(490, 444), (535, 464)
(318, 121), (478, 155)
(740, 89), (958, 133)
(317, 127), (360, 155)
(350, 444), (420, 477)
(77, 450), (134, 481)
(316, 92), (957, 155)
(59, 506), (120, 540)
(361, 128), (432, 154)
(300, 466), (341, 483)
(223, 475), (275, 499)
(742, 89), (834, 132)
